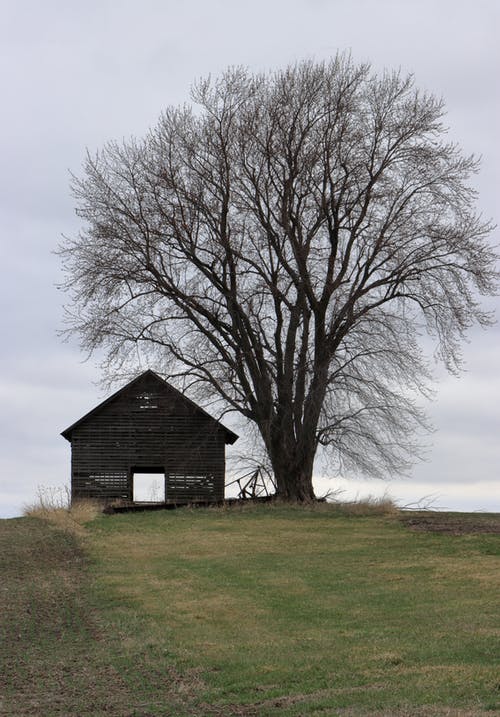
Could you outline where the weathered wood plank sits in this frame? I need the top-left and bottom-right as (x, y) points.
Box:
(65, 371), (234, 504)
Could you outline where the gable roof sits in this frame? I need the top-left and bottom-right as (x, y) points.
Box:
(61, 370), (238, 444)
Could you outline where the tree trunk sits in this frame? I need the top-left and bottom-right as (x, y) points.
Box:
(268, 433), (317, 502)
(274, 464), (316, 502)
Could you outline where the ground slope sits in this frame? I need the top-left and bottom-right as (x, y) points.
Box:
(1, 506), (499, 715)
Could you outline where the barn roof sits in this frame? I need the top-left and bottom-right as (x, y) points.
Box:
(61, 369), (239, 444)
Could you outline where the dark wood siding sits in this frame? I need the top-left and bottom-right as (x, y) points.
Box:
(66, 372), (231, 503)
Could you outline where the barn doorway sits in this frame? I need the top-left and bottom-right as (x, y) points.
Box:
(132, 471), (165, 503)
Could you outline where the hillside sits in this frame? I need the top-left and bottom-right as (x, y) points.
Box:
(1, 505), (499, 716)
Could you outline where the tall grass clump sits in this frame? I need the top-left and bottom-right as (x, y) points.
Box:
(326, 491), (400, 516)
(23, 485), (101, 534)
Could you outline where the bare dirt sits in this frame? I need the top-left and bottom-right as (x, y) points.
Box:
(399, 511), (500, 535)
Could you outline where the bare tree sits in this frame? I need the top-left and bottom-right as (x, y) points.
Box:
(60, 56), (497, 501)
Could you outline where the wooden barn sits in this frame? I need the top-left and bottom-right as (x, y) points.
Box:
(61, 370), (238, 505)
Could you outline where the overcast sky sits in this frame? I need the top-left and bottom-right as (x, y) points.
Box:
(1, 0), (498, 517)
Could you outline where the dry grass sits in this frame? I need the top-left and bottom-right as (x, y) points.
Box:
(328, 493), (400, 516)
(212, 493), (401, 517)
(337, 708), (499, 716)
(23, 485), (102, 534)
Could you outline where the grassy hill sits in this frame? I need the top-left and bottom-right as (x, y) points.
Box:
(1, 503), (499, 716)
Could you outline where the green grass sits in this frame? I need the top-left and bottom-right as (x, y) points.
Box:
(0, 516), (200, 716)
(1, 504), (500, 715)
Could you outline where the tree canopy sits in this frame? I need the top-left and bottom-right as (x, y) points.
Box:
(60, 56), (497, 501)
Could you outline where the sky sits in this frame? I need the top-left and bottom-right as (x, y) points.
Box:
(0, 0), (498, 517)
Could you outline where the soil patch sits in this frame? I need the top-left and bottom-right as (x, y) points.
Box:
(400, 511), (500, 535)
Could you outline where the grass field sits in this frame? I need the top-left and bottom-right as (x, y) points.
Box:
(1, 503), (499, 716)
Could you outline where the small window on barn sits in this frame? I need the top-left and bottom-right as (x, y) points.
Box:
(136, 392), (159, 409)
(167, 474), (216, 498)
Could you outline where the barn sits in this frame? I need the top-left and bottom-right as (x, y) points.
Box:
(61, 370), (238, 505)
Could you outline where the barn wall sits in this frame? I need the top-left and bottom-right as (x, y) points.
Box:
(70, 374), (227, 503)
